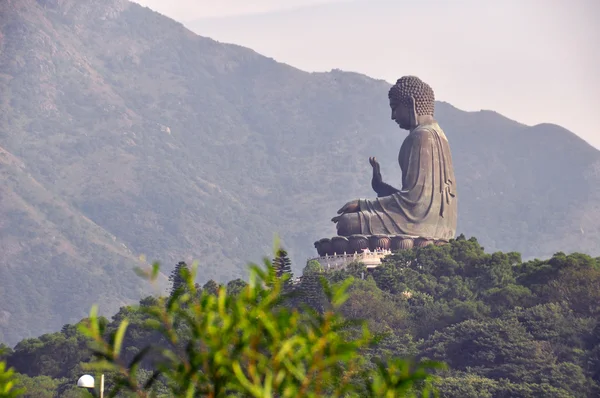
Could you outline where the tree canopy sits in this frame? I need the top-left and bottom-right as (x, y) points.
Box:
(2, 237), (599, 397)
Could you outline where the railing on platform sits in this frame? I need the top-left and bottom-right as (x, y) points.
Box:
(307, 249), (393, 272)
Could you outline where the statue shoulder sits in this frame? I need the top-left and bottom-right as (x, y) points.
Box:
(411, 123), (447, 143)
(409, 125), (435, 142)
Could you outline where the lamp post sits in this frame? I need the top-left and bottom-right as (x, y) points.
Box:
(77, 374), (104, 398)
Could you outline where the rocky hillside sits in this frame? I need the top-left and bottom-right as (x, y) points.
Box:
(0, 0), (599, 345)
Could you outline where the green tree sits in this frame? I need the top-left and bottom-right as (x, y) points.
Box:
(168, 261), (190, 297)
(7, 324), (92, 379)
(338, 278), (408, 334)
(272, 248), (294, 283)
(298, 260), (327, 312)
(432, 373), (499, 398)
(421, 317), (560, 385)
(226, 278), (247, 296)
(13, 374), (62, 398)
(202, 279), (220, 296)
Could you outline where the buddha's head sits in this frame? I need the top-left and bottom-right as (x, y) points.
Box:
(388, 76), (435, 130)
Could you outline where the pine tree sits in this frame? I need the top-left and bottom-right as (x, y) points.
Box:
(168, 261), (189, 297)
(272, 248), (294, 287)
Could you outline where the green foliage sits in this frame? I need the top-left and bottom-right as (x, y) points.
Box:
(13, 374), (62, 398)
(337, 277), (408, 334)
(77, 256), (441, 397)
(3, 238), (600, 397)
(0, 347), (10, 363)
(7, 323), (92, 379)
(225, 279), (248, 296)
(367, 238), (600, 397)
(296, 261), (328, 312)
(201, 279), (221, 296)
(0, 361), (25, 398)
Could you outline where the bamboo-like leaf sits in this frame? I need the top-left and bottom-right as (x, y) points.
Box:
(262, 370), (273, 398)
(231, 361), (262, 397)
(89, 305), (99, 336)
(133, 266), (149, 279)
(272, 234), (281, 256)
(151, 262), (161, 281)
(113, 319), (129, 359)
(331, 277), (354, 307)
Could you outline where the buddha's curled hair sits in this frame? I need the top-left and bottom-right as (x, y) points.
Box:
(388, 76), (435, 116)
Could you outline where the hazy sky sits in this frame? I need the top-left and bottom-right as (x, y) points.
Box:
(134, 0), (600, 149)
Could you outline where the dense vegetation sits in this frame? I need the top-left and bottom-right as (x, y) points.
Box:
(1, 237), (598, 397)
(1, 0), (599, 346)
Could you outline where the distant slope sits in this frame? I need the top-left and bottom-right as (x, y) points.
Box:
(434, 105), (600, 258)
(0, 0), (599, 345)
(0, 146), (153, 345)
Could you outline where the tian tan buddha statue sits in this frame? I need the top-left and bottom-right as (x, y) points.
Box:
(314, 76), (457, 256)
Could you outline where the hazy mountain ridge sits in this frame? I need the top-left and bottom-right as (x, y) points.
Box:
(0, 144), (151, 344)
(0, 0), (599, 345)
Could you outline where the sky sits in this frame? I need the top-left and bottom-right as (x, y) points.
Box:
(134, 0), (600, 149)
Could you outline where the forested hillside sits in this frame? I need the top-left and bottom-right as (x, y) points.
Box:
(1, 0), (599, 345)
(2, 238), (599, 397)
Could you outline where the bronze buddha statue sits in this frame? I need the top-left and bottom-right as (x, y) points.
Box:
(331, 76), (457, 241)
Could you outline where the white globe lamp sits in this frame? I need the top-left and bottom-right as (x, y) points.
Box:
(77, 374), (104, 397)
(77, 374), (95, 388)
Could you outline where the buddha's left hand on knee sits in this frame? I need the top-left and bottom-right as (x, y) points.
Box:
(337, 199), (360, 215)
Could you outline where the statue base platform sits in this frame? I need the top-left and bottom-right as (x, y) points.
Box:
(313, 234), (448, 257)
(309, 249), (393, 272)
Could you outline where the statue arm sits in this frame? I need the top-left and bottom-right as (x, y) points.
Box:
(370, 157), (400, 197)
(373, 181), (400, 197)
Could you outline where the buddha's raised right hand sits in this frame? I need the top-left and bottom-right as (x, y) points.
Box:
(370, 157), (400, 197)
(370, 156), (382, 189)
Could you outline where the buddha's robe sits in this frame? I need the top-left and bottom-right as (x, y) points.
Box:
(339, 121), (457, 240)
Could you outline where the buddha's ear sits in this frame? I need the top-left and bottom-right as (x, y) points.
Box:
(409, 95), (418, 127)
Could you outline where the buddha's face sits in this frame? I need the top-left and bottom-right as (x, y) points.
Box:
(390, 99), (412, 130)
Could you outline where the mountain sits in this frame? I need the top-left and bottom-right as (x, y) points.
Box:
(0, 144), (152, 344)
(1, 0), (599, 345)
